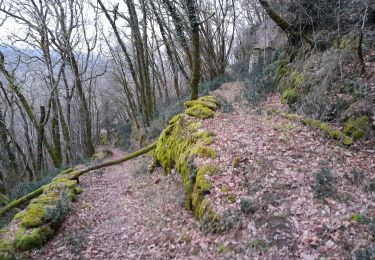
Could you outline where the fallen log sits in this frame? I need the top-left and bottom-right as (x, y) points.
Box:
(0, 142), (157, 216)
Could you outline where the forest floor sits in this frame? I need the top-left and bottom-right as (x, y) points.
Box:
(28, 82), (375, 259)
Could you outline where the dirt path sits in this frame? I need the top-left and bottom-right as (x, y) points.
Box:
(29, 150), (215, 259)
(28, 82), (375, 259)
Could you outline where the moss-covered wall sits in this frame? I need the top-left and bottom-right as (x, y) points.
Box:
(155, 96), (225, 232)
(0, 169), (81, 259)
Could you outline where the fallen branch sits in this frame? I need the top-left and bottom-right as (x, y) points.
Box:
(0, 142), (157, 216)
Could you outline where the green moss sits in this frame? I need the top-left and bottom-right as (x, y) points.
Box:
(185, 104), (214, 119)
(0, 193), (9, 207)
(199, 96), (219, 106)
(281, 88), (298, 106)
(198, 165), (221, 176)
(192, 166), (213, 218)
(14, 226), (53, 251)
(305, 120), (353, 145)
(0, 166), (80, 254)
(191, 146), (217, 159)
(20, 204), (47, 228)
(169, 114), (185, 125)
(232, 156), (241, 168)
(291, 71), (304, 87)
(342, 136), (354, 146)
(351, 213), (365, 223)
(59, 168), (74, 175)
(249, 239), (269, 251)
(218, 244), (231, 254)
(221, 185), (230, 193)
(30, 194), (59, 205)
(275, 59), (290, 81)
(282, 113), (300, 121)
(180, 235), (192, 244)
(343, 116), (370, 140)
(227, 194), (237, 203)
(45, 178), (77, 192)
(0, 239), (15, 260)
(198, 199), (223, 233)
(74, 187), (82, 194)
(185, 100), (218, 111)
(155, 96), (223, 231)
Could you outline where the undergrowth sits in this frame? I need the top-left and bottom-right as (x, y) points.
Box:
(46, 193), (71, 229)
(313, 168), (335, 201)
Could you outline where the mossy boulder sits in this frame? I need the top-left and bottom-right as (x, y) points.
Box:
(185, 104), (215, 119)
(184, 96), (219, 119)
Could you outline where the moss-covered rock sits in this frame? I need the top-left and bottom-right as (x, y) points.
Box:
(0, 239), (15, 260)
(184, 96), (219, 119)
(156, 96), (224, 232)
(20, 204), (47, 228)
(185, 100), (218, 111)
(185, 104), (214, 119)
(0, 169), (81, 255)
(15, 226), (53, 251)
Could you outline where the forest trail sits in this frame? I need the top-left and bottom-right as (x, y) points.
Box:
(29, 82), (375, 259)
(28, 149), (207, 259)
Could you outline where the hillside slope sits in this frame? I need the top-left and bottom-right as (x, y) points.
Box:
(27, 82), (375, 259)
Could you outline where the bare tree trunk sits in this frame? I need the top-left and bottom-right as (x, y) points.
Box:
(36, 106), (46, 175)
(186, 0), (201, 100)
(0, 104), (18, 189)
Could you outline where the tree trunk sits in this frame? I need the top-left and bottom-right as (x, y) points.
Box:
(36, 106), (46, 175)
(186, 0), (201, 100)
(258, 0), (313, 46)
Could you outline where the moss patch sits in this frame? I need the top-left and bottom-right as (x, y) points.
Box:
(184, 96), (218, 119)
(15, 226), (53, 251)
(281, 112), (355, 146)
(0, 239), (15, 260)
(343, 116), (370, 140)
(185, 104), (214, 119)
(218, 244), (232, 254)
(185, 100), (218, 111)
(281, 88), (298, 106)
(20, 204), (47, 228)
(0, 194), (9, 207)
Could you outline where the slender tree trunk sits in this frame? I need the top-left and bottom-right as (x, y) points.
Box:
(0, 105), (18, 188)
(36, 106), (46, 176)
(186, 0), (201, 100)
(68, 53), (95, 157)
